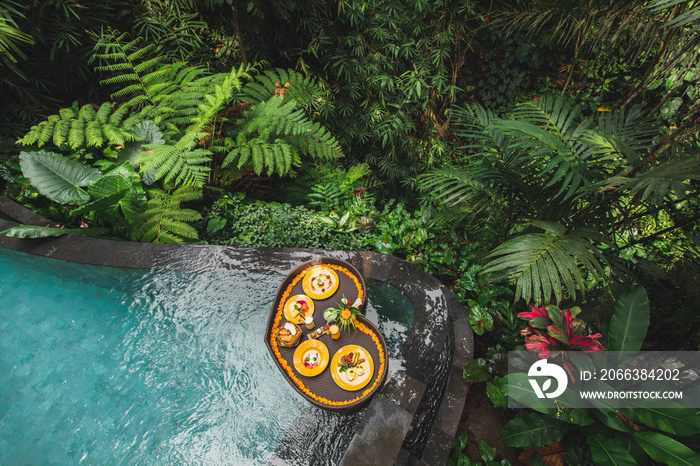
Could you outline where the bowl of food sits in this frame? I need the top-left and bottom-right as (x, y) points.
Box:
(276, 321), (302, 348)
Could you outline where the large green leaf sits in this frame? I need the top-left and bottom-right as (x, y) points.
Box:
(636, 408), (700, 436)
(463, 358), (492, 383)
(19, 151), (101, 204)
(481, 222), (607, 304)
(507, 372), (595, 426)
(586, 434), (637, 466)
(0, 225), (108, 238)
(633, 431), (700, 465)
(486, 377), (508, 408)
(88, 163), (147, 224)
(500, 411), (568, 448)
(607, 285), (649, 352)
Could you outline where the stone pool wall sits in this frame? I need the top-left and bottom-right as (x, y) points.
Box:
(0, 195), (473, 465)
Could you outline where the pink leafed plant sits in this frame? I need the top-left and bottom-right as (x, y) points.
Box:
(517, 304), (604, 359)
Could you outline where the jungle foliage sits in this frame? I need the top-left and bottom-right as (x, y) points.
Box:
(2, 1), (700, 463)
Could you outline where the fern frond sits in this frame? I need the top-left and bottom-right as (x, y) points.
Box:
(38, 122), (53, 147)
(171, 185), (203, 202)
(99, 72), (139, 86)
(102, 124), (125, 146)
(131, 188), (202, 243)
(138, 143), (211, 187)
(241, 68), (324, 112)
(68, 120), (85, 148)
(236, 98), (343, 162)
(95, 102), (114, 124)
(108, 104), (129, 126)
(86, 120), (104, 147)
(79, 105), (96, 121)
(52, 120), (71, 147)
(59, 106), (77, 120)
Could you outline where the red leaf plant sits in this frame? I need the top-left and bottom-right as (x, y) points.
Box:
(518, 304), (605, 359)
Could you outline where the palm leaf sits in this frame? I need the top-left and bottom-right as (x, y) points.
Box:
(481, 221), (608, 304)
(510, 95), (583, 142)
(596, 157), (700, 203)
(0, 17), (34, 63)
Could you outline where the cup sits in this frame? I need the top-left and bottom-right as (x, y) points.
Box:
(330, 324), (340, 340)
(305, 315), (315, 330)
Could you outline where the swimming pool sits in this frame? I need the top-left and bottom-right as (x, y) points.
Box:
(0, 248), (412, 464)
(0, 194), (472, 465)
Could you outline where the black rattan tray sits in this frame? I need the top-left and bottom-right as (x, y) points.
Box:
(264, 257), (388, 413)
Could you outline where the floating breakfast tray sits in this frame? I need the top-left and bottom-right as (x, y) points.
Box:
(264, 258), (388, 413)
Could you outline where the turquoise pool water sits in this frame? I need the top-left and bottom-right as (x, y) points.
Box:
(0, 248), (412, 464)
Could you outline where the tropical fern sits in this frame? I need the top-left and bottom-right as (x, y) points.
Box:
(240, 68), (325, 113)
(131, 187), (202, 244)
(137, 64), (250, 186)
(93, 31), (161, 109)
(19, 101), (138, 150)
(222, 97), (342, 176)
(481, 222), (609, 304)
(94, 30), (217, 129)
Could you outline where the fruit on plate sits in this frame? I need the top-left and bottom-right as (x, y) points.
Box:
(290, 299), (310, 319)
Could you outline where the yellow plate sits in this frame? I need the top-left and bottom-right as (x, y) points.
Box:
(283, 294), (315, 324)
(330, 345), (374, 391)
(293, 339), (329, 377)
(302, 265), (340, 299)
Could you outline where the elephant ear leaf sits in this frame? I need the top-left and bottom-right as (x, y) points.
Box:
(19, 151), (101, 204)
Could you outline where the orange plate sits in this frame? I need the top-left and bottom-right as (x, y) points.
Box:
(302, 266), (339, 299)
(283, 294), (315, 324)
(293, 339), (329, 377)
(330, 345), (374, 391)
